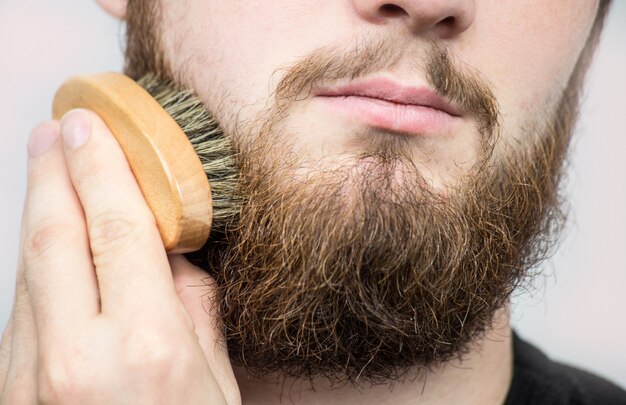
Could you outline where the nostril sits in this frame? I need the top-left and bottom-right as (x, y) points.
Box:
(379, 4), (409, 18)
(439, 16), (456, 27)
(435, 16), (460, 38)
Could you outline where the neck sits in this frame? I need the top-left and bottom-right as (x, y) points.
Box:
(234, 307), (513, 405)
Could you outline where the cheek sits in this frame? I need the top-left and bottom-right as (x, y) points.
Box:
(160, 0), (351, 129)
(461, 1), (598, 136)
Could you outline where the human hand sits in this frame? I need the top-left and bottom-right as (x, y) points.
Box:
(0, 110), (240, 404)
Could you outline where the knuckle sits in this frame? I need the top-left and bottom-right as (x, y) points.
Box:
(74, 153), (108, 183)
(37, 352), (91, 404)
(124, 329), (189, 378)
(88, 212), (146, 257)
(23, 222), (72, 264)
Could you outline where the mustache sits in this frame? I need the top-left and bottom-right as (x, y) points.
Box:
(271, 37), (500, 141)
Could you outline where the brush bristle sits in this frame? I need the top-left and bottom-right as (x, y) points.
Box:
(137, 74), (239, 237)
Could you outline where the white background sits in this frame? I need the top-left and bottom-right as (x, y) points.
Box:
(1, 0), (624, 388)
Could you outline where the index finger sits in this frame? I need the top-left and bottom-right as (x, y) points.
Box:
(59, 110), (179, 317)
(20, 120), (100, 335)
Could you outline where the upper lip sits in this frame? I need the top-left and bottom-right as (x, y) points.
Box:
(314, 77), (462, 117)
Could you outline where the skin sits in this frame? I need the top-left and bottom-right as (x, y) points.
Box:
(154, 0), (596, 191)
(0, 0), (602, 404)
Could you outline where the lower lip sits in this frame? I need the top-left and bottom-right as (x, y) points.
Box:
(316, 95), (458, 135)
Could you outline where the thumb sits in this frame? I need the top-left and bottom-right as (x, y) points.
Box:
(168, 254), (241, 405)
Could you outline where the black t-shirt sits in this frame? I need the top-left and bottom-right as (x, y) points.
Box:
(504, 332), (626, 404)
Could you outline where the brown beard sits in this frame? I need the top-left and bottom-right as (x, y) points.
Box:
(124, 0), (611, 385)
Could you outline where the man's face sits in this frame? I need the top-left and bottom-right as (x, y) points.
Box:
(154, 0), (596, 190)
(124, 0), (604, 383)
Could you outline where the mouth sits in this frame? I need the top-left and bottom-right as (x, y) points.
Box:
(314, 77), (463, 136)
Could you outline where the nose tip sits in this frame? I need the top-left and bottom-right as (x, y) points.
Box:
(354, 0), (476, 38)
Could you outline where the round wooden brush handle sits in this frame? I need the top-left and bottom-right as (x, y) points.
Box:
(52, 73), (212, 253)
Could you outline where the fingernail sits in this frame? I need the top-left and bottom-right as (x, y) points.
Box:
(27, 122), (59, 158)
(61, 109), (91, 150)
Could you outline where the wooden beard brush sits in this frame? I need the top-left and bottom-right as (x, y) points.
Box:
(52, 73), (238, 253)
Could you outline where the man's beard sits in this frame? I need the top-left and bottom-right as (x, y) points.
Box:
(125, 4), (599, 385)
(184, 44), (567, 384)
